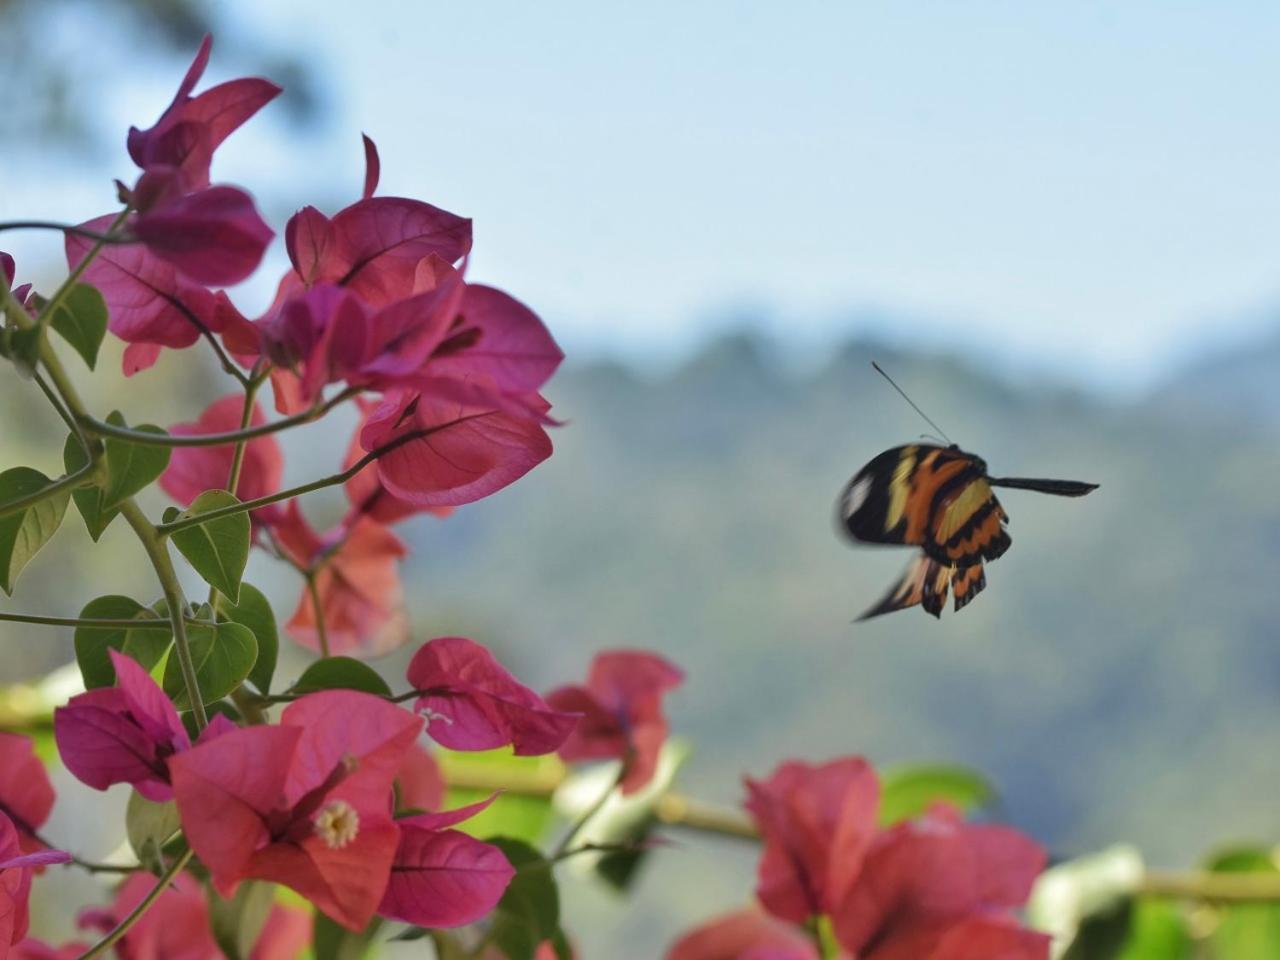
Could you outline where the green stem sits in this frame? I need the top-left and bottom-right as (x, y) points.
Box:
(75, 849), (193, 960)
(0, 611), (185, 630)
(154, 412), (493, 537)
(37, 208), (132, 329)
(0, 220), (132, 243)
(552, 768), (624, 859)
(224, 377), (262, 497)
(33, 371), (88, 450)
(0, 465), (96, 522)
(121, 502), (208, 729)
(79, 387), (358, 447)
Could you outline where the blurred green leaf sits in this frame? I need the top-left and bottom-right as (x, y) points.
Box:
(439, 748), (563, 846)
(217, 583), (278, 696)
(1062, 899), (1133, 960)
(1206, 847), (1280, 959)
(3, 325), (41, 378)
(291, 657), (391, 697)
(877, 763), (995, 825)
(0, 466), (70, 595)
(74, 594), (170, 688)
(209, 880), (274, 960)
(100, 411), (170, 509)
(63, 433), (117, 540)
(1028, 845), (1145, 954)
(48, 283), (107, 369)
(125, 790), (180, 875)
(488, 838), (567, 960)
(1116, 900), (1191, 959)
(163, 621), (256, 710)
(166, 490), (250, 602)
(313, 912), (380, 960)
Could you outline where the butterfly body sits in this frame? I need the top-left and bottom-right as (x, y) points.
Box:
(839, 442), (1096, 620)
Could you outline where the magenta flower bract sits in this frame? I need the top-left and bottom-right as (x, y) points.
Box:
(168, 690), (421, 930)
(127, 35), (281, 192)
(745, 757), (880, 925)
(131, 185), (274, 286)
(378, 797), (515, 928)
(407, 637), (579, 756)
(666, 909), (819, 960)
(0, 735), (55, 854)
(54, 650), (191, 802)
(0, 813), (70, 957)
(545, 650), (684, 794)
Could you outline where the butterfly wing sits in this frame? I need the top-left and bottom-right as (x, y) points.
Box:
(840, 444), (981, 548)
(857, 553), (952, 621)
(951, 560), (987, 611)
(927, 475), (1011, 568)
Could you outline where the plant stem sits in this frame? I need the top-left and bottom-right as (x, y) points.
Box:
(79, 388), (359, 448)
(33, 370), (88, 450)
(224, 377), (262, 498)
(37, 208), (133, 329)
(75, 849), (193, 960)
(0, 611), (183, 630)
(552, 768), (625, 858)
(0, 464), (96, 522)
(120, 502), (208, 729)
(0, 220), (131, 243)
(153, 413), (493, 537)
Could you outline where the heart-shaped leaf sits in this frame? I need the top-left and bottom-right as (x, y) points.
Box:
(125, 789), (181, 874)
(0, 467), (70, 595)
(48, 283), (108, 369)
(292, 656), (391, 696)
(101, 411), (171, 509)
(165, 490), (250, 602)
(163, 620), (257, 710)
(1, 326), (41, 378)
(217, 582), (278, 696)
(73, 594), (171, 688)
(487, 838), (570, 960)
(63, 433), (118, 541)
(209, 880), (275, 960)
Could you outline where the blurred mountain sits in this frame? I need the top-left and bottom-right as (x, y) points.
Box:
(1146, 326), (1280, 428)
(383, 327), (1280, 956)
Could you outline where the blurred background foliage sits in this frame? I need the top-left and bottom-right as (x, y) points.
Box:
(4, 1), (1280, 958)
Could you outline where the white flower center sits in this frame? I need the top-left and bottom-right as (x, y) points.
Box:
(313, 800), (360, 849)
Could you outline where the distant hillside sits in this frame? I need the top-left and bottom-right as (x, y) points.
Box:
(385, 331), (1280, 956)
(1146, 324), (1280, 427)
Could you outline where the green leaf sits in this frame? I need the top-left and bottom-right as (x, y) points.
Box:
(313, 912), (381, 960)
(48, 283), (107, 369)
(291, 657), (392, 697)
(101, 411), (170, 509)
(1206, 847), (1280, 959)
(162, 621), (257, 710)
(1116, 900), (1191, 959)
(217, 583), (278, 696)
(1061, 899), (1134, 960)
(877, 763), (996, 826)
(166, 490), (250, 602)
(439, 748), (562, 845)
(3, 325), (41, 378)
(209, 881), (274, 960)
(125, 790), (181, 875)
(0, 466), (70, 595)
(488, 838), (566, 960)
(63, 433), (118, 541)
(74, 595), (170, 688)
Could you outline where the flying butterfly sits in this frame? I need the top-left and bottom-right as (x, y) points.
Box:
(838, 363), (1098, 620)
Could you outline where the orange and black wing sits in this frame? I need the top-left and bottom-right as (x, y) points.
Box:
(857, 555), (989, 620)
(926, 475), (1011, 568)
(857, 553), (952, 621)
(950, 560), (987, 611)
(840, 444), (983, 549)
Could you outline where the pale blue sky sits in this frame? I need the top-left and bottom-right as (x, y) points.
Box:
(5, 1), (1280, 390)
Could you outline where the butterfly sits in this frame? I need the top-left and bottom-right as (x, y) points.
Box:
(837, 365), (1098, 620)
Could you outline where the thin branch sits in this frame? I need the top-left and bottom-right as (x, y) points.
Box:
(153, 412), (493, 537)
(0, 611), (185, 630)
(75, 849), (193, 960)
(0, 220), (134, 243)
(79, 388), (358, 448)
(306, 573), (330, 658)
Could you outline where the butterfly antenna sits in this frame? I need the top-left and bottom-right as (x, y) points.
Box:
(871, 362), (952, 444)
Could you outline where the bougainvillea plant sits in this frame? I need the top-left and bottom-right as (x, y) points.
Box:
(0, 37), (1051, 960)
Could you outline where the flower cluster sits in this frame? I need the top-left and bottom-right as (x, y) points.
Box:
(668, 757), (1049, 960)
